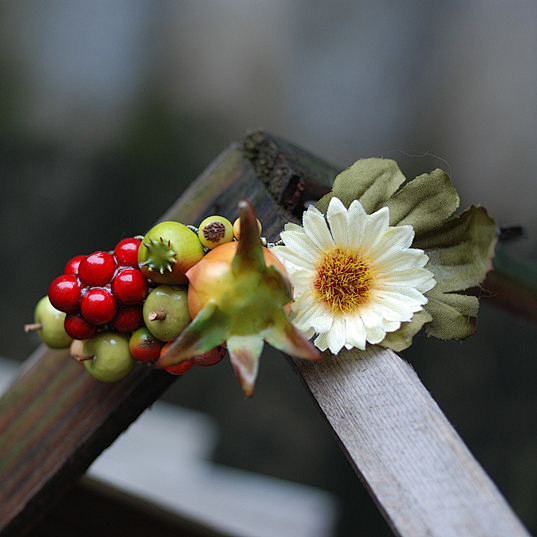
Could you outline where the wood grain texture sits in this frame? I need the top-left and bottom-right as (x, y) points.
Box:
(294, 347), (531, 537)
(0, 131), (530, 537)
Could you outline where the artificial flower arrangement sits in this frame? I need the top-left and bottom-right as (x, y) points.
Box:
(26, 158), (497, 396)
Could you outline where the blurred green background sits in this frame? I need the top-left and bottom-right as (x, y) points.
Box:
(1, 2), (536, 536)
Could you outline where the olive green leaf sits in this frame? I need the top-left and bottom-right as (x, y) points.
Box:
(384, 169), (460, 236)
(316, 158), (406, 214)
(416, 205), (497, 341)
(423, 289), (479, 340)
(415, 205), (497, 293)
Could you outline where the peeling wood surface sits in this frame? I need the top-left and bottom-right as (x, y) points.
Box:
(0, 132), (530, 537)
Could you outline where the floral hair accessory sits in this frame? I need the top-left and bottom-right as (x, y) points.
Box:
(271, 197), (436, 354)
(26, 156), (496, 393)
(273, 158), (497, 353)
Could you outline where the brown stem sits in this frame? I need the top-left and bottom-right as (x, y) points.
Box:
(24, 323), (43, 333)
(148, 311), (167, 321)
(72, 354), (94, 363)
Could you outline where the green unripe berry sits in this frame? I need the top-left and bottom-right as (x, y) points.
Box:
(198, 216), (234, 249)
(83, 332), (134, 382)
(30, 296), (72, 349)
(143, 285), (191, 342)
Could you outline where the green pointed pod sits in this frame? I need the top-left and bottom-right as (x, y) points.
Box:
(156, 200), (320, 396)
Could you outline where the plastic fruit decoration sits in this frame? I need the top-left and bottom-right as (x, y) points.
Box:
(142, 285), (191, 341)
(156, 199), (321, 396)
(26, 295), (73, 349)
(198, 215), (234, 249)
(82, 331), (135, 382)
(138, 221), (204, 285)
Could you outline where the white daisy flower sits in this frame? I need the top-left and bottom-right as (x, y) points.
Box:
(271, 197), (436, 354)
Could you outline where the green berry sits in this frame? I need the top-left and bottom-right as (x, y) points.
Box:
(28, 296), (72, 349)
(142, 285), (191, 342)
(83, 332), (134, 382)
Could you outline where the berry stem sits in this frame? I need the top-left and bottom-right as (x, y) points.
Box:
(72, 354), (95, 363)
(24, 323), (43, 333)
(148, 311), (167, 321)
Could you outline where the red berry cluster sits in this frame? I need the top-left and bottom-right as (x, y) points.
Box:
(48, 238), (149, 340)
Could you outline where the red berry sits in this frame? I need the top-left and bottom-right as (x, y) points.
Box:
(114, 238), (142, 267)
(111, 268), (148, 305)
(48, 274), (82, 313)
(193, 345), (226, 367)
(111, 306), (144, 333)
(159, 341), (193, 375)
(78, 251), (117, 286)
(129, 327), (164, 362)
(64, 313), (97, 339)
(64, 255), (86, 276)
(164, 360), (194, 375)
(80, 288), (117, 324)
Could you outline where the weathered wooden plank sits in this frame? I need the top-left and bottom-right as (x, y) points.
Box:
(0, 131), (530, 537)
(294, 347), (531, 537)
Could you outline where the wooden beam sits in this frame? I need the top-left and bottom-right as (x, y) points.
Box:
(294, 347), (530, 537)
(0, 132), (530, 537)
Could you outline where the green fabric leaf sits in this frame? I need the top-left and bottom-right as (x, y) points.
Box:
(316, 158), (406, 214)
(380, 309), (433, 352)
(410, 205), (495, 343)
(423, 289), (479, 340)
(384, 169), (460, 236)
(416, 205), (497, 293)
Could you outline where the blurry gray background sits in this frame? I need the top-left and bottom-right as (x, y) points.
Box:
(1, 2), (536, 536)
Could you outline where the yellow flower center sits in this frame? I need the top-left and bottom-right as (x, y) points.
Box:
(314, 247), (374, 314)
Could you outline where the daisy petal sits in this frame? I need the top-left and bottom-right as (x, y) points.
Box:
(313, 331), (329, 352)
(376, 288), (427, 310)
(347, 200), (367, 249)
(360, 206), (390, 252)
(272, 246), (316, 271)
(382, 319), (401, 333)
(345, 316), (367, 350)
(282, 222), (304, 234)
(287, 269), (313, 292)
(372, 296), (415, 321)
(368, 225), (414, 261)
(380, 267), (435, 289)
(364, 324), (386, 345)
(326, 317), (346, 354)
(310, 309), (334, 333)
(326, 198), (348, 245)
(302, 206), (335, 250)
(280, 229), (320, 258)
(377, 248), (429, 272)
